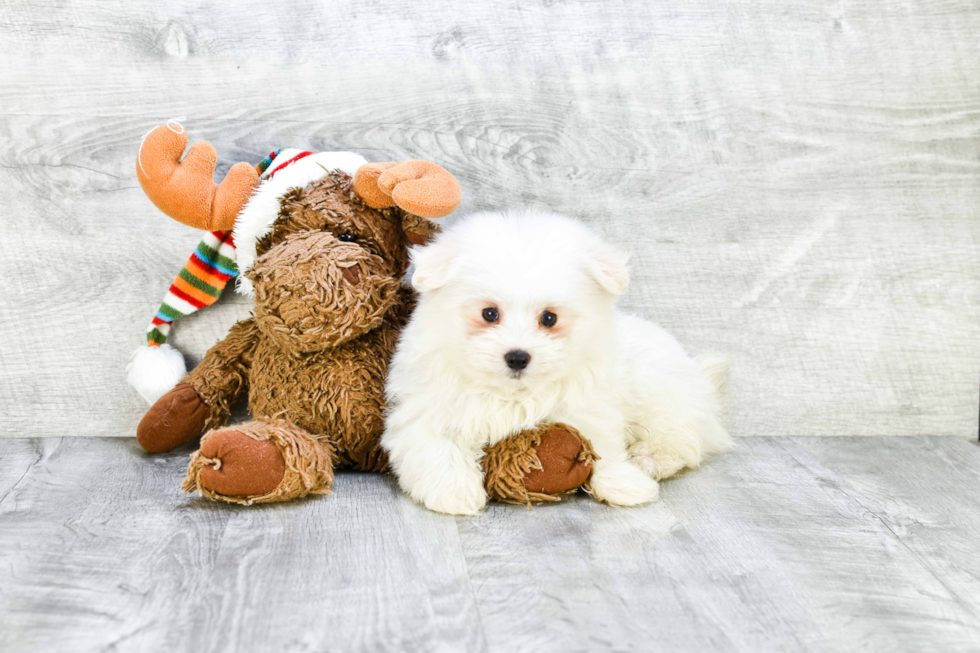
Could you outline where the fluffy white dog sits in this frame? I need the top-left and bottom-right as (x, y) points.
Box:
(382, 209), (732, 515)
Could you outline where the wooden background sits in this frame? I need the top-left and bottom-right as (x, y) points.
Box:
(1, 0), (978, 438)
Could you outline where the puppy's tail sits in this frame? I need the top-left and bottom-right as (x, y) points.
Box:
(696, 353), (729, 393)
(696, 353), (733, 454)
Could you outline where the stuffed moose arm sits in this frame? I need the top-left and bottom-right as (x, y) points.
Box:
(130, 123), (596, 508)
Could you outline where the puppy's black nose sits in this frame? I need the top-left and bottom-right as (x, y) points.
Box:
(504, 349), (531, 371)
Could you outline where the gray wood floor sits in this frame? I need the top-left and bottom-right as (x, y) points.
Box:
(1, 0), (978, 440)
(2, 436), (979, 652)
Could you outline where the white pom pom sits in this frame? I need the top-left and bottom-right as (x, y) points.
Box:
(126, 344), (187, 404)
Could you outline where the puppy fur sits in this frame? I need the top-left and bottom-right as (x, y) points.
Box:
(382, 209), (732, 515)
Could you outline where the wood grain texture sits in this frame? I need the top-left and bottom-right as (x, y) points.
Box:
(0, 0), (978, 437)
(2, 436), (980, 652)
(0, 438), (486, 653)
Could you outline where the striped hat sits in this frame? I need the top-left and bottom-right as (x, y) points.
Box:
(127, 147), (368, 404)
(146, 229), (239, 348)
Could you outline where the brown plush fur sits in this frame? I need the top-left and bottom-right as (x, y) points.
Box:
(247, 286), (413, 472)
(182, 318), (260, 430)
(250, 232), (404, 352)
(401, 212), (442, 246)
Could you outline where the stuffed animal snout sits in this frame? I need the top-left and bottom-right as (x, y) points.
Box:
(248, 231), (402, 352)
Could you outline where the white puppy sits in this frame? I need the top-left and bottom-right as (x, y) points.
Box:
(382, 209), (732, 515)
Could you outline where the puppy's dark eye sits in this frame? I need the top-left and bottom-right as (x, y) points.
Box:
(337, 232), (358, 243)
(540, 311), (557, 328)
(482, 307), (499, 323)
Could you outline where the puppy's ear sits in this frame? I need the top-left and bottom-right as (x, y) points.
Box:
(411, 239), (458, 292)
(587, 242), (630, 295)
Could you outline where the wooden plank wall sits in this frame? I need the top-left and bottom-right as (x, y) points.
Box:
(1, 0), (978, 437)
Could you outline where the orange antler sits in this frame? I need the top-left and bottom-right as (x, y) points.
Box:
(136, 123), (259, 231)
(353, 160), (461, 218)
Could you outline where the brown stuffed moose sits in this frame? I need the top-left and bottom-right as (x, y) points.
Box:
(130, 123), (596, 507)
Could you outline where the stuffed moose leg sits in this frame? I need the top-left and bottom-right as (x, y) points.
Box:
(137, 318), (259, 453)
(131, 123), (594, 506)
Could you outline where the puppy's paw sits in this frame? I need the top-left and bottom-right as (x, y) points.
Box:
(631, 454), (658, 479)
(407, 464), (488, 516)
(630, 453), (685, 481)
(590, 461), (660, 507)
(423, 484), (488, 516)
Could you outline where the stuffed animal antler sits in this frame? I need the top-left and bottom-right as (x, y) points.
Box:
(354, 161), (461, 218)
(136, 123), (260, 231)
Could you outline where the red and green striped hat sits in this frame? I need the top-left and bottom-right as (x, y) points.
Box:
(146, 229), (239, 347)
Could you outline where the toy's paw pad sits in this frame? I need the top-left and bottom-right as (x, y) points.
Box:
(137, 384), (209, 453)
(524, 427), (593, 495)
(197, 430), (286, 497)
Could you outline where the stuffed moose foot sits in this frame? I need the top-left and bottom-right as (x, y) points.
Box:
(182, 419), (334, 505)
(130, 123), (596, 508)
